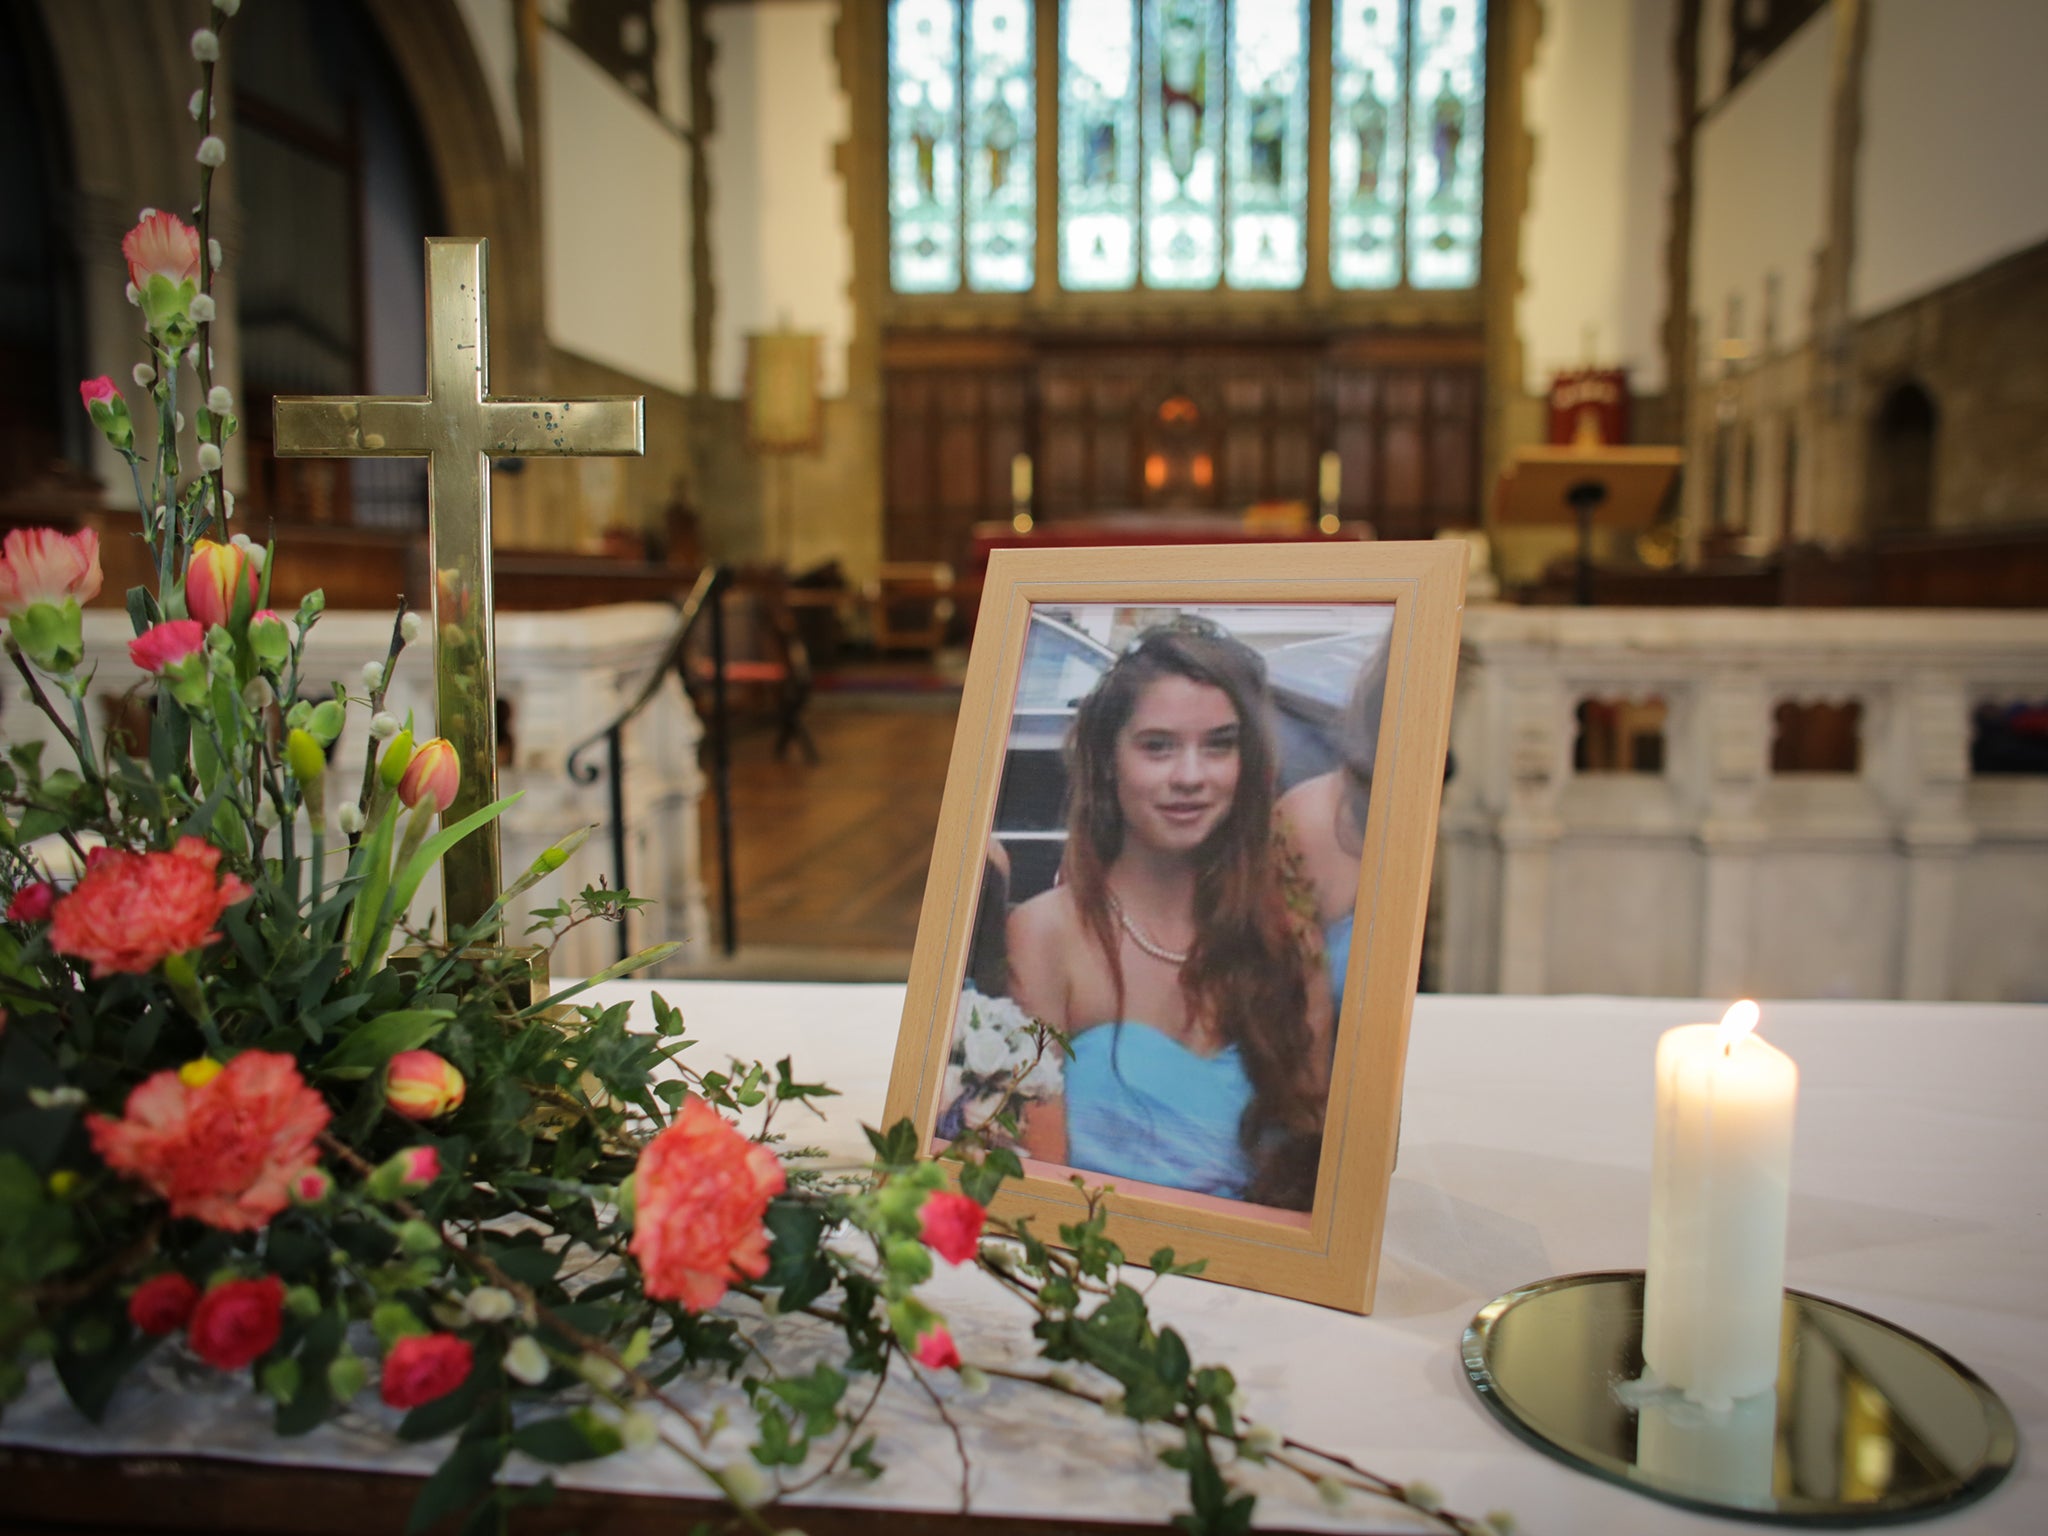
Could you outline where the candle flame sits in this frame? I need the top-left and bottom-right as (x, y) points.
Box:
(1716, 999), (1761, 1052)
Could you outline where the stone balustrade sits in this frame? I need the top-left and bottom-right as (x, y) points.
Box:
(1438, 607), (2048, 1002)
(3, 605), (707, 981)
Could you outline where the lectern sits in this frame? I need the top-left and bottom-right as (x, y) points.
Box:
(1497, 445), (1682, 604)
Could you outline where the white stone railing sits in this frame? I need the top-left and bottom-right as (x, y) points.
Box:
(1, 605), (707, 980)
(1437, 607), (2048, 1003)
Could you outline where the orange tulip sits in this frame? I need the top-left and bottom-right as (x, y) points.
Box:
(396, 737), (460, 814)
(185, 539), (258, 630)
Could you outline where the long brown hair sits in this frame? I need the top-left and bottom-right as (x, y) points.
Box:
(1061, 619), (1323, 1209)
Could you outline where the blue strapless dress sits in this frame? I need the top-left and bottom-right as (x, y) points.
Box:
(1325, 911), (1355, 1016)
(1063, 1023), (1253, 1199)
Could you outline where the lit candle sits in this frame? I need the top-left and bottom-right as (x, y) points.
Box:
(1642, 1001), (1798, 1408)
(1318, 450), (1341, 507)
(1010, 452), (1033, 506)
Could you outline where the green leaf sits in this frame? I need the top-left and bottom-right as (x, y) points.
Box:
(862, 1118), (920, 1168)
(848, 1435), (885, 1479)
(405, 1437), (506, 1536)
(319, 1009), (453, 1079)
(511, 1416), (612, 1464)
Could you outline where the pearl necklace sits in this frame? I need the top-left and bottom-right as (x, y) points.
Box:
(1106, 892), (1190, 966)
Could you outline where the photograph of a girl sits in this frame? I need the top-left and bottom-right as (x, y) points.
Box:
(937, 604), (1395, 1219)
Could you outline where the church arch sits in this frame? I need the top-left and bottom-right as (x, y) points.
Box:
(1867, 379), (1938, 534)
(0, 0), (83, 498)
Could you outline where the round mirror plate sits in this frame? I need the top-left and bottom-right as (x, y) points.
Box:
(1462, 1271), (2017, 1525)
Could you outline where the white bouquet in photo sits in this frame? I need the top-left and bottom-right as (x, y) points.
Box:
(937, 987), (1064, 1142)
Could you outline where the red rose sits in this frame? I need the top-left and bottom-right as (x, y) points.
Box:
(87, 1049), (330, 1231)
(380, 1332), (474, 1409)
(629, 1097), (785, 1311)
(6, 881), (57, 923)
(187, 1275), (284, 1371)
(48, 835), (251, 977)
(919, 1190), (986, 1266)
(128, 1272), (200, 1336)
(913, 1324), (962, 1371)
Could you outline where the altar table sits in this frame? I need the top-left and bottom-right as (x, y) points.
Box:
(4, 987), (2044, 1534)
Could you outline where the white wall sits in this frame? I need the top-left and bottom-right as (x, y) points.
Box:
(704, 0), (853, 399)
(451, 0), (523, 166)
(538, 29), (692, 394)
(1520, 0), (1675, 394)
(1854, 0), (2048, 319)
(1691, 5), (1832, 370)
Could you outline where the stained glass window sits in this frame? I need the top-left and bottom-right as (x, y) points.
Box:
(1224, 0), (1307, 289)
(1059, 1), (1139, 289)
(1330, 1), (1407, 291)
(889, 1), (1486, 298)
(1404, 0), (1485, 289)
(965, 0), (1034, 292)
(1142, 0), (1224, 288)
(889, 0), (1034, 294)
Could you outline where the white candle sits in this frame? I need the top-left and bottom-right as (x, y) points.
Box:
(1010, 452), (1033, 505)
(1318, 450), (1341, 507)
(1642, 1001), (1798, 1407)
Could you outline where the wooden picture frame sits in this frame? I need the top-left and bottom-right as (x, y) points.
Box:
(884, 543), (1466, 1312)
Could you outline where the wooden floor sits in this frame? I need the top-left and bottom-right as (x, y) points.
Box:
(689, 689), (961, 978)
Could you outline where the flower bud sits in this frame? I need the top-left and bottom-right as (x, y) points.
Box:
(247, 608), (291, 669)
(463, 1287), (516, 1324)
(254, 799), (281, 831)
(285, 728), (326, 785)
(290, 1167), (333, 1207)
(128, 621), (206, 684)
(207, 385), (233, 413)
(209, 237), (224, 269)
(241, 676), (274, 710)
(577, 1352), (625, 1391)
(307, 698), (345, 744)
(503, 1335), (550, 1385)
(396, 737), (460, 814)
(7, 881), (57, 923)
(369, 712), (399, 739)
(336, 802), (364, 836)
(369, 1145), (442, 1201)
(134, 362), (157, 388)
(619, 1408), (658, 1450)
(178, 1056), (224, 1089)
(400, 611), (425, 644)
(184, 538), (258, 630)
(189, 291), (217, 321)
(378, 728), (415, 786)
(360, 661), (386, 690)
(196, 137), (226, 170)
(188, 88), (206, 121)
(397, 1219), (442, 1255)
(327, 1352), (368, 1403)
(383, 1049), (466, 1121)
(191, 28), (219, 62)
(197, 441), (222, 472)
(78, 376), (134, 453)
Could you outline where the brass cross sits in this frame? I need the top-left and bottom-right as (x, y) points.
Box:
(274, 238), (644, 932)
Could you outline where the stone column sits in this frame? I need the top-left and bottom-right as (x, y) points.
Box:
(1495, 671), (1571, 994)
(1694, 673), (1770, 997)
(1893, 671), (1974, 1000)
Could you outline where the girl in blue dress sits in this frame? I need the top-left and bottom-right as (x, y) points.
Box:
(1006, 619), (1332, 1212)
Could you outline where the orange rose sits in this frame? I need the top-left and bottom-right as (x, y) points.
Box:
(629, 1097), (785, 1311)
(49, 836), (250, 977)
(87, 1051), (330, 1232)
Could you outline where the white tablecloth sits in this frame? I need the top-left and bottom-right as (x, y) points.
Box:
(7, 986), (2044, 1534)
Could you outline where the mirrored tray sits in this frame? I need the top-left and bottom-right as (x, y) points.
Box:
(1462, 1271), (2016, 1525)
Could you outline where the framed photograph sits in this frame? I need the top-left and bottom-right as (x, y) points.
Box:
(884, 543), (1466, 1312)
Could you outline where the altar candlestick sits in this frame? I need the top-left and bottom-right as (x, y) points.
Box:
(1642, 1000), (1798, 1407)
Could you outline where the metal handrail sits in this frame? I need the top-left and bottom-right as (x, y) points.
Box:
(565, 565), (735, 961)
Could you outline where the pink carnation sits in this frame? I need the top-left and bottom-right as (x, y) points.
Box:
(913, 1324), (962, 1371)
(919, 1190), (986, 1266)
(629, 1097), (785, 1312)
(86, 1050), (330, 1231)
(48, 836), (250, 977)
(128, 619), (207, 674)
(6, 882), (56, 923)
(122, 211), (201, 290)
(0, 527), (102, 617)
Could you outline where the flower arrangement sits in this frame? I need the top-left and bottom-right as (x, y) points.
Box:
(0, 9), (1509, 1535)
